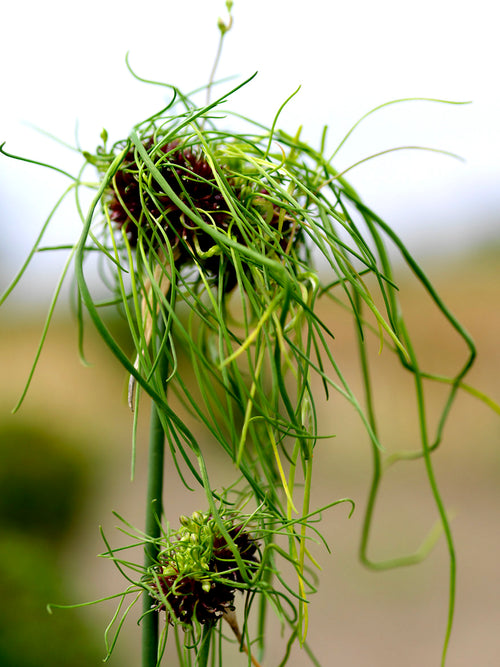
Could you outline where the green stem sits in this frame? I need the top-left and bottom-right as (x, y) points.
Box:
(142, 396), (166, 667)
(196, 623), (214, 667)
(356, 294), (382, 570)
(403, 326), (456, 667)
(142, 311), (170, 667)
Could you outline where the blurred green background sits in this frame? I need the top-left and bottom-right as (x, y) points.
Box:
(1, 244), (499, 666)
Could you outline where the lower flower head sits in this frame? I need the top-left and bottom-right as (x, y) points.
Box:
(147, 511), (259, 626)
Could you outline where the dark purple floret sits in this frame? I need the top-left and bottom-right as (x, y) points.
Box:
(149, 518), (259, 626)
(107, 137), (302, 292)
(109, 140), (230, 260)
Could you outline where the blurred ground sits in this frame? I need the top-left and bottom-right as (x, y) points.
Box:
(1, 245), (499, 666)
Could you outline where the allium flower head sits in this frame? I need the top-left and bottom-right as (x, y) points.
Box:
(104, 135), (303, 292)
(147, 511), (259, 626)
(108, 140), (229, 258)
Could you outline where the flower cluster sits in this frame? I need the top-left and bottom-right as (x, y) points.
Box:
(147, 511), (259, 626)
(106, 136), (302, 292)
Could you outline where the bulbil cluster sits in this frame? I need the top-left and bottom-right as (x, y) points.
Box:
(148, 511), (259, 626)
(105, 136), (302, 291)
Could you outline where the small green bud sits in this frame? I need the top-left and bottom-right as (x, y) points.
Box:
(82, 151), (100, 166)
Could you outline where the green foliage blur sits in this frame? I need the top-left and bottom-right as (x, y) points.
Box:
(0, 422), (103, 666)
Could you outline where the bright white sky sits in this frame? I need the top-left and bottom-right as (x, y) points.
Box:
(1, 0), (499, 297)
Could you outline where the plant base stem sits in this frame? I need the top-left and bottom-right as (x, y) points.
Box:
(142, 397), (166, 667)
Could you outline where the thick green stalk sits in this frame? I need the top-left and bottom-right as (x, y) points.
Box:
(142, 395), (166, 667)
(196, 623), (214, 667)
(142, 311), (170, 667)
